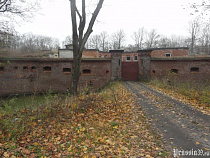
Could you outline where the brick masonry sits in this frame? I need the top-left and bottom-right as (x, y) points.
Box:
(110, 50), (123, 80)
(138, 50), (152, 80)
(0, 58), (111, 95)
(151, 47), (188, 57)
(0, 48), (209, 96)
(150, 57), (210, 83)
(137, 49), (209, 82)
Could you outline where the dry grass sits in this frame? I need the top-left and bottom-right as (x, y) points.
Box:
(148, 78), (210, 114)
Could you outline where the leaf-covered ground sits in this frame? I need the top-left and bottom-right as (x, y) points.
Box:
(124, 81), (210, 157)
(0, 82), (168, 157)
(148, 79), (210, 115)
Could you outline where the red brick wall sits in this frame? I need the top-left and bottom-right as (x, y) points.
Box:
(99, 52), (111, 58)
(120, 48), (188, 63)
(83, 49), (99, 58)
(151, 48), (188, 57)
(122, 53), (138, 62)
(0, 58), (111, 95)
(151, 58), (210, 82)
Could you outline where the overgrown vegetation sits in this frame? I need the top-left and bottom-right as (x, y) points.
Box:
(148, 77), (210, 112)
(0, 82), (168, 157)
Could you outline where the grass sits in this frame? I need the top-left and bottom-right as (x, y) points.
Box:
(148, 77), (210, 110)
(0, 82), (169, 157)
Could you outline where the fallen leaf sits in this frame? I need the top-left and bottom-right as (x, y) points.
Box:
(68, 145), (73, 151)
(22, 148), (30, 155)
(3, 152), (9, 158)
(131, 135), (139, 140)
(34, 142), (39, 146)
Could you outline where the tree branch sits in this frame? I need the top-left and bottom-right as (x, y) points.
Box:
(75, 6), (82, 19)
(79, 0), (104, 54)
(78, 0), (86, 48)
(0, 0), (11, 12)
(70, 0), (79, 56)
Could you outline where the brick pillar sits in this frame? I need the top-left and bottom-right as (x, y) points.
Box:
(110, 50), (123, 81)
(138, 50), (152, 80)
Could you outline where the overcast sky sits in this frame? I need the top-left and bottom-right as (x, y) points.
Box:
(17, 0), (203, 46)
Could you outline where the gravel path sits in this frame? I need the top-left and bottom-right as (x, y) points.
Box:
(123, 81), (210, 158)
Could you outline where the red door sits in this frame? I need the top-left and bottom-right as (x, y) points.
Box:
(122, 62), (139, 81)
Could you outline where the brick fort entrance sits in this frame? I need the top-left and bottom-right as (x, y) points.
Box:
(122, 62), (139, 81)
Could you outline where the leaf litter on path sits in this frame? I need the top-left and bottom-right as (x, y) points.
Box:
(0, 82), (168, 157)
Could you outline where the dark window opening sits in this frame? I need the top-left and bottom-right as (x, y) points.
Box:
(170, 69), (178, 74)
(31, 66), (36, 70)
(134, 55), (138, 61)
(83, 69), (91, 74)
(165, 53), (171, 57)
(23, 66), (28, 70)
(63, 68), (71, 73)
(119, 59), (121, 66)
(0, 66), (4, 71)
(191, 67), (199, 72)
(89, 81), (93, 86)
(43, 66), (51, 72)
(126, 56), (130, 61)
(152, 70), (156, 74)
(106, 70), (109, 74)
(14, 66), (18, 70)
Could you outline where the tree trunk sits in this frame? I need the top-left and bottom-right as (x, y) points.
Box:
(71, 54), (82, 95)
(69, 0), (104, 95)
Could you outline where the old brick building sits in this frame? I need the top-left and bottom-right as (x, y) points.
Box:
(58, 44), (101, 58)
(59, 47), (189, 62)
(120, 47), (189, 62)
(0, 47), (209, 96)
(151, 47), (189, 57)
(0, 58), (111, 95)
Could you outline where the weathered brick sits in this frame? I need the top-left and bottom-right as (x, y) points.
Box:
(0, 58), (111, 95)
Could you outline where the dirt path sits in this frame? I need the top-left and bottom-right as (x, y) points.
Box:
(123, 81), (210, 158)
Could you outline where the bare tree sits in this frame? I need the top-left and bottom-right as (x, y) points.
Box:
(158, 36), (170, 48)
(88, 31), (109, 51)
(157, 35), (187, 48)
(62, 35), (72, 48)
(0, 0), (40, 16)
(198, 23), (210, 55)
(188, 17), (201, 55)
(69, 0), (104, 94)
(18, 33), (59, 52)
(85, 37), (91, 49)
(99, 31), (108, 51)
(132, 27), (144, 50)
(169, 35), (188, 47)
(190, 0), (210, 12)
(91, 34), (101, 49)
(145, 29), (159, 48)
(111, 29), (125, 49)
(0, 0), (40, 49)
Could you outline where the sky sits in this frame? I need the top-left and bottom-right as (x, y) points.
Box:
(16, 0), (204, 46)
